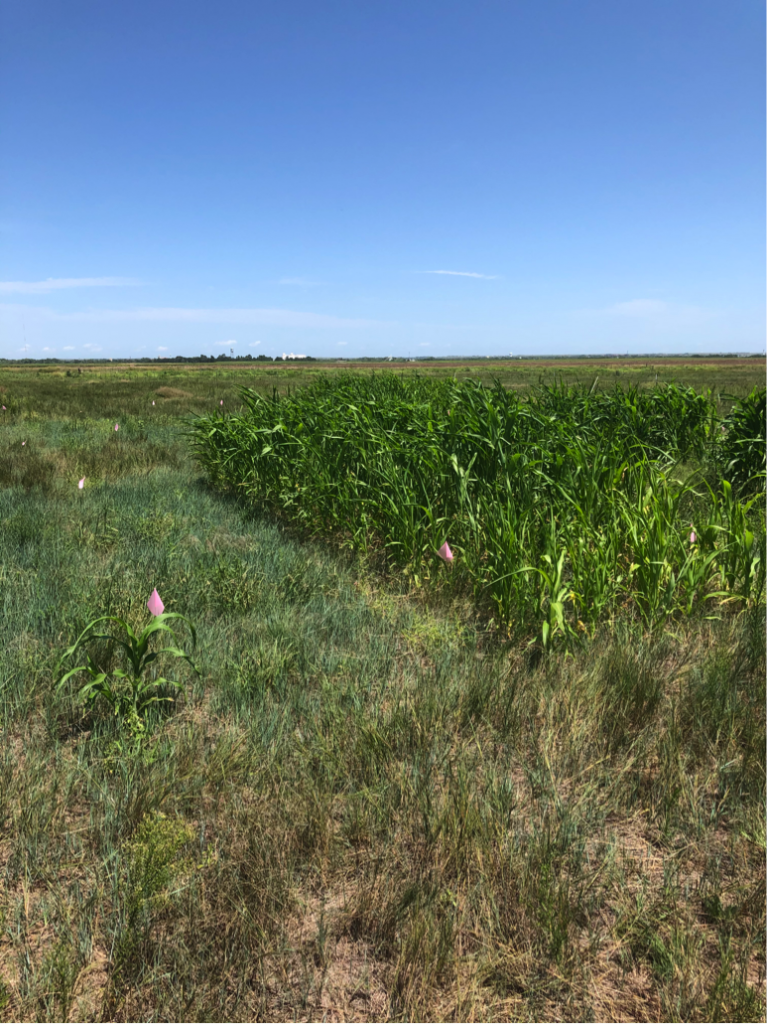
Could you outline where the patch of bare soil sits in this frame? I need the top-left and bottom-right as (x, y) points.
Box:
(262, 892), (391, 1023)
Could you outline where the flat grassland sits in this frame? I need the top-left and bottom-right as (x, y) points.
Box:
(0, 358), (764, 1023)
(1, 355), (763, 419)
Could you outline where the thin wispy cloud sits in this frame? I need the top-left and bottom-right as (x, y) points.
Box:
(606, 299), (669, 316)
(28, 306), (383, 329)
(570, 299), (717, 334)
(420, 270), (499, 279)
(578, 299), (713, 321)
(0, 276), (142, 294)
(215, 339), (238, 346)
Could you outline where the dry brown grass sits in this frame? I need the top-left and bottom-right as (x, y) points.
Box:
(154, 386), (193, 399)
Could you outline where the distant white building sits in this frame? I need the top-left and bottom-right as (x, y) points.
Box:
(281, 353), (307, 360)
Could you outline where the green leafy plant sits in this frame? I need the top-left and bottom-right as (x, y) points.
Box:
(719, 386), (766, 495)
(192, 374), (765, 643)
(57, 611), (198, 725)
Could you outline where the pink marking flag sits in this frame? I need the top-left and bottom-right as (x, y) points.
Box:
(21, 441), (25, 446)
(114, 424), (119, 431)
(689, 530), (697, 545)
(152, 400), (155, 406)
(437, 541), (454, 563)
(78, 477), (85, 489)
(147, 588), (165, 616)
(220, 400), (224, 406)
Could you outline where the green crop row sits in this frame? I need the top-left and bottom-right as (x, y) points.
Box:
(191, 376), (765, 644)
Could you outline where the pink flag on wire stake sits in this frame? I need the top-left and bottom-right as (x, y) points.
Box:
(114, 424), (119, 432)
(78, 477), (85, 489)
(437, 541), (454, 564)
(147, 589), (165, 616)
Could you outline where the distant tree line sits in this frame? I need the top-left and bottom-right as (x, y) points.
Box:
(0, 353), (317, 364)
(0, 352), (760, 367)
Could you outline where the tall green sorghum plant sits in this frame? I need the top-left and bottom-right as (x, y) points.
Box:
(716, 386), (766, 496)
(191, 376), (765, 644)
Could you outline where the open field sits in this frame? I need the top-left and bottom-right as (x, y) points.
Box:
(0, 366), (764, 1022)
(0, 356), (763, 422)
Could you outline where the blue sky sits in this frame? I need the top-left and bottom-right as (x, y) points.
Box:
(1, 0), (764, 359)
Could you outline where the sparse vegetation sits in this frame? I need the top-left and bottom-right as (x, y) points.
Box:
(0, 362), (764, 1022)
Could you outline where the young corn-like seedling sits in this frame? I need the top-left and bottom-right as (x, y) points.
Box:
(57, 607), (199, 727)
